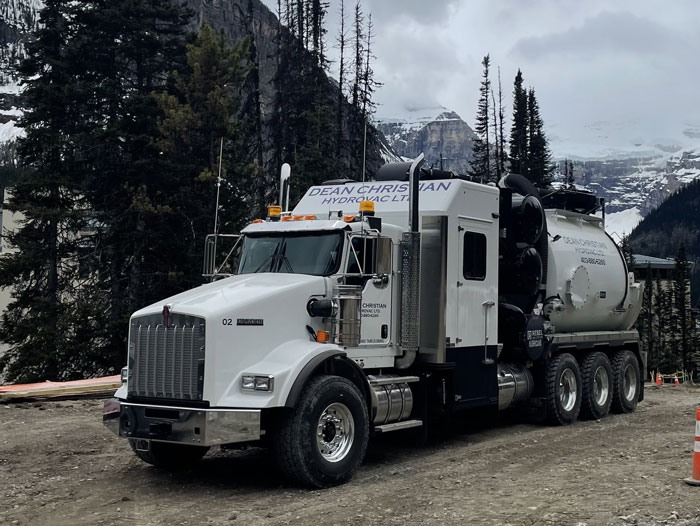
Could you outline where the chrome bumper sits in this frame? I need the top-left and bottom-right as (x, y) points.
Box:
(103, 399), (261, 446)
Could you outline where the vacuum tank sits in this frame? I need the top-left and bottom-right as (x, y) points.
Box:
(544, 209), (641, 332)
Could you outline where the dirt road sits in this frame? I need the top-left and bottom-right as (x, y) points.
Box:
(1, 386), (699, 526)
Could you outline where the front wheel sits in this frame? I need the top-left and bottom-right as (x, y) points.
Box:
(274, 375), (369, 488)
(545, 353), (582, 425)
(611, 350), (640, 414)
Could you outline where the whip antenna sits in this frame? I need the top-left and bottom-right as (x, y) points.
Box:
(211, 137), (224, 277)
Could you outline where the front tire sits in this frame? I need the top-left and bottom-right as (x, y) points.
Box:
(274, 375), (369, 488)
(611, 350), (640, 414)
(129, 440), (209, 469)
(580, 352), (613, 420)
(545, 353), (582, 425)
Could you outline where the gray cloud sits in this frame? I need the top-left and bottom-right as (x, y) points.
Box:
(511, 11), (684, 60)
(364, 0), (459, 24)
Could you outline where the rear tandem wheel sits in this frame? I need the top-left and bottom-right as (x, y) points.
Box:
(545, 352), (582, 425)
(610, 350), (640, 414)
(579, 352), (613, 420)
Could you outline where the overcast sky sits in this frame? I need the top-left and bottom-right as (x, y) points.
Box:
(260, 0), (700, 157)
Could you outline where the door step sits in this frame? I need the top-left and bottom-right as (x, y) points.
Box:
(374, 419), (423, 433)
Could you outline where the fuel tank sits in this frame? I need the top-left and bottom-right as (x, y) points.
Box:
(544, 209), (641, 332)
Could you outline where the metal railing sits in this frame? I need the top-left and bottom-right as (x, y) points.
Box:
(203, 233), (242, 280)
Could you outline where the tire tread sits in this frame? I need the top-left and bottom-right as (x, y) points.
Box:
(611, 350), (639, 414)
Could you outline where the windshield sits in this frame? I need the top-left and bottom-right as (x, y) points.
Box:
(238, 231), (344, 276)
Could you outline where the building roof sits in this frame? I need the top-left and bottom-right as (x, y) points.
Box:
(631, 254), (677, 270)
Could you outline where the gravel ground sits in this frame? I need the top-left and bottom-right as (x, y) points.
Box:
(1, 385), (699, 526)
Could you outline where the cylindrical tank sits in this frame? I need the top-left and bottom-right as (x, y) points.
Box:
(544, 210), (638, 332)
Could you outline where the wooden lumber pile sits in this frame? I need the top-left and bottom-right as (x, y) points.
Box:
(0, 375), (121, 402)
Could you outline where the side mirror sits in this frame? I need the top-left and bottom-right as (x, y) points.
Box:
(375, 237), (392, 276)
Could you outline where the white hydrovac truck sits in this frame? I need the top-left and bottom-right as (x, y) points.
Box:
(104, 155), (645, 487)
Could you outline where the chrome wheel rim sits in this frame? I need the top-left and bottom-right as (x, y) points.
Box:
(623, 363), (637, 402)
(316, 402), (354, 463)
(559, 368), (577, 412)
(593, 366), (610, 407)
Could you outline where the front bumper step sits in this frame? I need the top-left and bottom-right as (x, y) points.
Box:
(103, 399), (261, 446)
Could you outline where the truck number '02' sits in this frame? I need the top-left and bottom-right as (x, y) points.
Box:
(222, 318), (233, 326)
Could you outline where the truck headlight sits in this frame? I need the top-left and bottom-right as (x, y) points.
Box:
(120, 366), (129, 384)
(242, 375), (274, 392)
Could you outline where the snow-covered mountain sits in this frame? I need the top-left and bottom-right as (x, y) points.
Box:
(375, 105), (477, 173)
(555, 132), (700, 240)
(0, 0), (42, 143)
(377, 104), (700, 242)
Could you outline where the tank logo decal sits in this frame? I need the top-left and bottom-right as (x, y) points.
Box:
(561, 236), (610, 266)
(237, 318), (264, 326)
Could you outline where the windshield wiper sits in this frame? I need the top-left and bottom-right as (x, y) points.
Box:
(278, 242), (294, 273)
(253, 243), (281, 273)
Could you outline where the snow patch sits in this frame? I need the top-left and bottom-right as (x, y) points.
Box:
(375, 104), (454, 134)
(605, 207), (643, 240)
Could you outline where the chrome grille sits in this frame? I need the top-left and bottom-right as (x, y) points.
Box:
(127, 313), (206, 401)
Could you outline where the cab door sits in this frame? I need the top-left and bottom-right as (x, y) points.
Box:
(451, 217), (499, 407)
(346, 234), (393, 346)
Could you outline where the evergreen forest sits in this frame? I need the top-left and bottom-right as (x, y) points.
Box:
(0, 0), (383, 382)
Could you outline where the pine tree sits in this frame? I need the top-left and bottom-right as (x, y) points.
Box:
(620, 235), (635, 268)
(68, 0), (190, 368)
(0, 0), (192, 381)
(0, 0), (86, 382)
(673, 243), (692, 373)
(509, 69), (528, 177)
(564, 159), (575, 189)
(490, 87), (501, 180)
(469, 54), (492, 182)
(0, 141), (25, 189)
(496, 68), (507, 177)
(639, 265), (655, 369)
(336, 0), (347, 162)
(654, 274), (667, 368)
(154, 22), (255, 279)
(243, 0), (266, 217)
(351, 2), (364, 113)
(527, 87), (553, 188)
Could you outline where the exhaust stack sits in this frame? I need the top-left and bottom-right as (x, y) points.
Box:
(279, 163), (291, 211)
(396, 153), (425, 369)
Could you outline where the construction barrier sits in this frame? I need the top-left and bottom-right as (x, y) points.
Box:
(652, 370), (694, 385)
(0, 375), (121, 401)
(685, 407), (700, 486)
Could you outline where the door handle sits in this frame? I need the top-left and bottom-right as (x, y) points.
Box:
(482, 301), (495, 365)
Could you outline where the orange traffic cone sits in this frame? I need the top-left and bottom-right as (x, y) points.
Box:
(656, 372), (662, 385)
(675, 376), (680, 386)
(685, 407), (700, 486)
